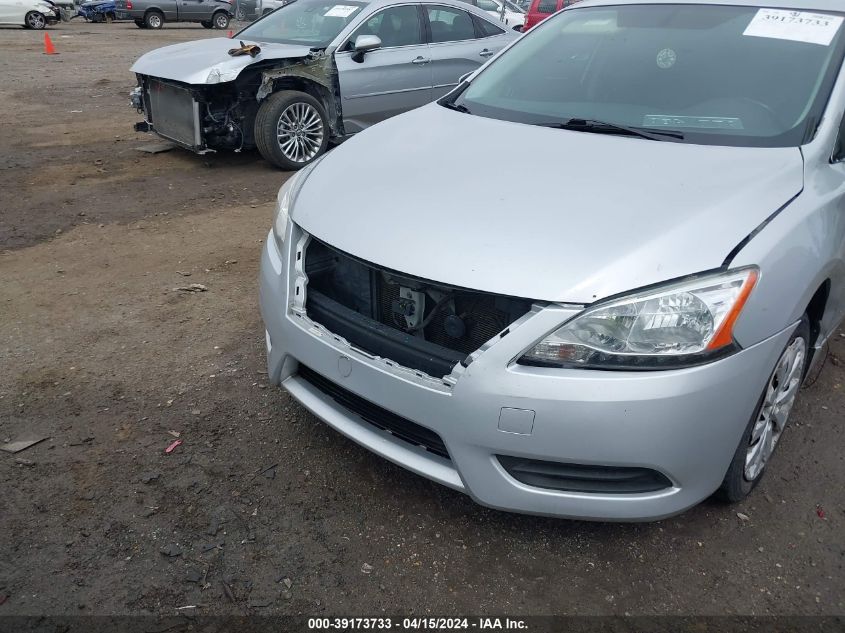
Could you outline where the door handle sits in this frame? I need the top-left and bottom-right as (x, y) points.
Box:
(479, 48), (495, 57)
(411, 56), (431, 65)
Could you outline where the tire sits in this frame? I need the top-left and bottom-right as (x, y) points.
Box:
(235, 5), (245, 20)
(25, 11), (47, 28)
(718, 316), (810, 502)
(134, 18), (146, 27)
(106, 11), (115, 22)
(212, 10), (229, 28)
(254, 90), (330, 170)
(144, 9), (163, 28)
(200, 19), (212, 27)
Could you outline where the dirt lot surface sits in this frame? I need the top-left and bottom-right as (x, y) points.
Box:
(1, 21), (844, 619)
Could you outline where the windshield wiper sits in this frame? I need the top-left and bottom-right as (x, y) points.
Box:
(441, 101), (472, 115)
(538, 118), (684, 141)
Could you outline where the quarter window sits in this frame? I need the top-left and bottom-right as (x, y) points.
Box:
(474, 15), (505, 37)
(347, 5), (423, 48)
(426, 6), (477, 42)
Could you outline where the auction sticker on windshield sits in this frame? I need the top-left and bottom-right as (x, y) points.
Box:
(743, 9), (843, 46)
(325, 5), (358, 17)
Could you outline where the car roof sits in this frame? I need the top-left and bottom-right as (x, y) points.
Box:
(571, 0), (844, 12)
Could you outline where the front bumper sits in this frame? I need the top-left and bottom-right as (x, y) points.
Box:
(259, 228), (792, 521)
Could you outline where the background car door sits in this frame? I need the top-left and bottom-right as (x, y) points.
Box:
(335, 4), (433, 133)
(424, 4), (508, 99)
(0, 0), (24, 23)
(179, 0), (206, 20)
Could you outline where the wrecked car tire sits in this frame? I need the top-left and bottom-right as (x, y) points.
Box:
(212, 10), (229, 28)
(255, 91), (329, 170)
(144, 9), (163, 28)
(25, 11), (47, 28)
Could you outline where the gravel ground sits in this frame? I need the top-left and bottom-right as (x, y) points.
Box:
(0, 20), (844, 618)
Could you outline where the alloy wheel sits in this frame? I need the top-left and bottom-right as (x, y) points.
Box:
(744, 336), (806, 481)
(276, 102), (324, 164)
(28, 11), (46, 28)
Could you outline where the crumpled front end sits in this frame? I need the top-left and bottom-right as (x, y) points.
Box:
(131, 74), (260, 153)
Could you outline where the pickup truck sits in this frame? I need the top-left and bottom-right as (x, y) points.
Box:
(115, 0), (232, 29)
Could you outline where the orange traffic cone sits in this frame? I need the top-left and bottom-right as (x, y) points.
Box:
(227, 29), (233, 38)
(43, 32), (57, 55)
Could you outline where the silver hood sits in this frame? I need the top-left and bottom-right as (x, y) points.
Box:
(292, 104), (804, 304)
(130, 37), (314, 85)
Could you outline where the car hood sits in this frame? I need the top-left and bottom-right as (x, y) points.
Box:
(130, 37), (315, 85)
(292, 104), (804, 304)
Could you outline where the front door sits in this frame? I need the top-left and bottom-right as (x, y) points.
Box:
(336, 4), (433, 133)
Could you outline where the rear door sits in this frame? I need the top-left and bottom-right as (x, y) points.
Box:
(423, 4), (508, 99)
(335, 3), (433, 133)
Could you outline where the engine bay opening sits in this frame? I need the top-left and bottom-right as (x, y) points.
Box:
(303, 239), (534, 378)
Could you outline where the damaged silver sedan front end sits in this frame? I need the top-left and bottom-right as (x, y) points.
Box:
(128, 0), (518, 168)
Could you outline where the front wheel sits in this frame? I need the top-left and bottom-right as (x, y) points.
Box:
(718, 316), (810, 502)
(212, 11), (229, 28)
(25, 11), (47, 28)
(254, 90), (329, 170)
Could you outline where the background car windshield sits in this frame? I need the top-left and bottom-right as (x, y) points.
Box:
(456, 4), (845, 146)
(239, 0), (366, 46)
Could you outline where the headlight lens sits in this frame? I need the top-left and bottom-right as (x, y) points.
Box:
(520, 268), (758, 370)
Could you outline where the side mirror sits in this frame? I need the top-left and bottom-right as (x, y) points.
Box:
(351, 34), (381, 63)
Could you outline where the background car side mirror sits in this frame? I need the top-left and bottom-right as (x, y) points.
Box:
(351, 35), (381, 63)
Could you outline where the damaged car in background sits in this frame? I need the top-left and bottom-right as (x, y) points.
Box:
(129, 0), (518, 169)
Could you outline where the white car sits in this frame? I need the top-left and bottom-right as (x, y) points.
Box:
(0, 0), (59, 27)
(462, 0), (524, 30)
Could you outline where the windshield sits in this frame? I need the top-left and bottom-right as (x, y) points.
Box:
(238, 0), (366, 47)
(454, 4), (845, 147)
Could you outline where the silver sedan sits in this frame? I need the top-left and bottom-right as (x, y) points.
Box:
(260, 0), (845, 520)
(129, 0), (518, 169)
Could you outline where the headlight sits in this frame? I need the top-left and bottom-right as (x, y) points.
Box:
(271, 156), (324, 250)
(519, 268), (758, 370)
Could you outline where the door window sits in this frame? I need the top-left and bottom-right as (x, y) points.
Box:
(536, 0), (555, 13)
(346, 5), (423, 48)
(426, 5), (477, 42)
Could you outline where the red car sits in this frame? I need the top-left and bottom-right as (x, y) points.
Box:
(523, 0), (580, 30)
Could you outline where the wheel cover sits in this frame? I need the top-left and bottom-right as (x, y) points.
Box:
(149, 13), (161, 26)
(276, 102), (323, 164)
(28, 12), (45, 27)
(215, 13), (227, 26)
(744, 337), (806, 481)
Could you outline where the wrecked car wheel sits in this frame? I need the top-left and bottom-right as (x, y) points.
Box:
(255, 91), (329, 170)
(144, 10), (163, 28)
(25, 11), (47, 28)
(212, 11), (229, 28)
